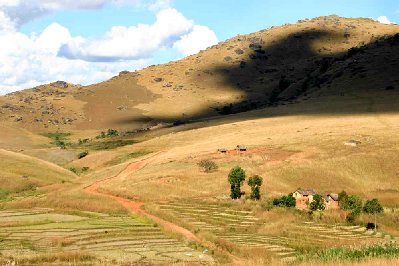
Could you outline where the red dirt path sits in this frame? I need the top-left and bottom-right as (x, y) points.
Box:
(84, 157), (200, 243)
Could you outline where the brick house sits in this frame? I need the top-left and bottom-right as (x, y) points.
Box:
(292, 188), (318, 210)
(324, 193), (340, 210)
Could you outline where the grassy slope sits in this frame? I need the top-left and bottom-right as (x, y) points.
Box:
(0, 149), (77, 190)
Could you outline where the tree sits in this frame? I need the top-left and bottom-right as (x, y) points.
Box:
(340, 194), (363, 223)
(248, 175), (263, 200)
(228, 166), (246, 199)
(309, 194), (326, 211)
(341, 195), (363, 215)
(363, 198), (384, 232)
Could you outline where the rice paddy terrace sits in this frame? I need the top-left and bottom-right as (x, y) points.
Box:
(0, 208), (213, 264)
(158, 201), (399, 262)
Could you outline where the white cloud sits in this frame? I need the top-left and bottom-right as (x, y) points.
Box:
(59, 8), (193, 62)
(148, 0), (171, 11)
(173, 25), (219, 56)
(377, 16), (392, 24)
(0, 21), (148, 95)
(0, 5), (218, 94)
(0, 0), (169, 26)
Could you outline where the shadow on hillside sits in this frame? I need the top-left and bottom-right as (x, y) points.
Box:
(116, 29), (399, 128)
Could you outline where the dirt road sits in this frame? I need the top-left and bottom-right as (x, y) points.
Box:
(84, 156), (200, 243)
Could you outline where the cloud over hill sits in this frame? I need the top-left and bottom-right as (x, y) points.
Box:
(0, 1), (218, 94)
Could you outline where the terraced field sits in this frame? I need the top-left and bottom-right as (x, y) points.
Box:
(0, 208), (213, 264)
(158, 202), (398, 263)
(159, 202), (260, 231)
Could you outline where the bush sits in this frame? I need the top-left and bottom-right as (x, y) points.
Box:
(273, 194), (296, 208)
(78, 151), (89, 159)
(198, 160), (218, 173)
(96, 129), (119, 139)
(47, 132), (70, 149)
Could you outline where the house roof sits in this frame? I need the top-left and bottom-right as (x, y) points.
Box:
(327, 193), (339, 201)
(295, 188), (317, 196)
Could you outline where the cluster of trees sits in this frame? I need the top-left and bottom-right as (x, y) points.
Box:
(228, 166), (263, 200)
(338, 191), (384, 226)
(96, 129), (120, 139)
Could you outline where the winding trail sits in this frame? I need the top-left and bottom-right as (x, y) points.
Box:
(84, 155), (200, 243)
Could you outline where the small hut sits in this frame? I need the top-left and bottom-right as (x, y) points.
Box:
(236, 145), (247, 152)
(217, 148), (228, 154)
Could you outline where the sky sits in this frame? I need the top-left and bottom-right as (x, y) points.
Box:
(0, 0), (398, 94)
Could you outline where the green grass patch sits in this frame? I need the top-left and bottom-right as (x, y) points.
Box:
(0, 184), (40, 202)
(45, 132), (71, 149)
(107, 151), (152, 165)
(302, 244), (399, 262)
(46, 132), (71, 140)
(80, 140), (137, 151)
(69, 167), (90, 176)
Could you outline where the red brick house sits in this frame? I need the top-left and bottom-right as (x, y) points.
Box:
(324, 193), (340, 210)
(292, 188), (318, 210)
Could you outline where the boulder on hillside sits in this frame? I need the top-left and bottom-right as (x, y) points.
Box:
(51, 81), (68, 88)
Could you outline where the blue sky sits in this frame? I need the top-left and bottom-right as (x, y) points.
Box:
(0, 0), (398, 94)
(20, 0), (399, 41)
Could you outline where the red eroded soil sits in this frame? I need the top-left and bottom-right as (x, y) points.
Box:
(84, 157), (200, 243)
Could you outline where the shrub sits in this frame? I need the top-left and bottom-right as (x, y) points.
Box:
(96, 129), (119, 139)
(78, 139), (89, 145)
(78, 151), (89, 159)
(198, 160), (218, 173)
(273, 194), (296, 208)
(228, 166), (246, 199)
(106, 129), (119, 137)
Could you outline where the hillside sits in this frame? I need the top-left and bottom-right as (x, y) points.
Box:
(1, 16), (399, 134)
(1, 15), (399, 265)
(0, 149), (77, 200)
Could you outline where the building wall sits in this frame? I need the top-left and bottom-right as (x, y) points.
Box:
(326, 200), (339, 210)
(296, 197), (309, 210)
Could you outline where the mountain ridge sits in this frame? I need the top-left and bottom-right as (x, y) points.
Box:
(1, 15), (399, 132)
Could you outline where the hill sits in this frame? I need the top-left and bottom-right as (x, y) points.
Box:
(0, 149), (77, 201)
(1, 16), (399, 133)
(1, 15), (399, 265)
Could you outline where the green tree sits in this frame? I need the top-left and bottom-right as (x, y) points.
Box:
(363, 198), (384, 232)
(341, 195), (363, 215)
(338, 190), (348, 208)
(228, 166), (246, 199)
(248, 175), (263, 200)
(340, 194), (363, 223)
(309, 194), (326, 211)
